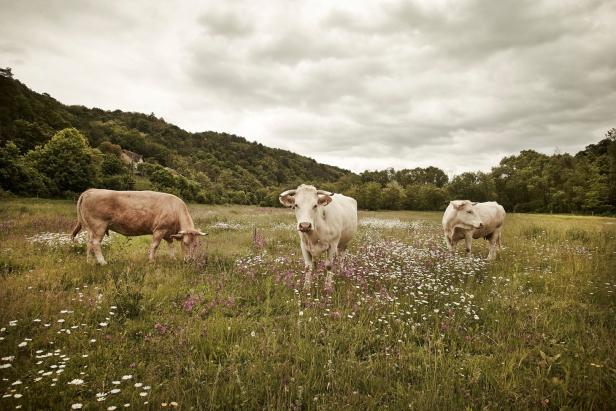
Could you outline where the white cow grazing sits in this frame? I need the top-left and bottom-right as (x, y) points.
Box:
(442, 200), (506, 260)
(279, 184), (358, 288)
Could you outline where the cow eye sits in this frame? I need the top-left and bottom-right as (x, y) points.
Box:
(313, 205), (317, 209)
(466, 210), (472, 214)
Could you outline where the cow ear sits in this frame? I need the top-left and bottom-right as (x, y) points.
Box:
(471, 202), (478, 206)
(279, 194), (295, 208)
(318, 195), (332, 206)
(450, 201), (462, 210)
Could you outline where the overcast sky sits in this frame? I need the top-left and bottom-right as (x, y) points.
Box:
(1, 0), (615, 175)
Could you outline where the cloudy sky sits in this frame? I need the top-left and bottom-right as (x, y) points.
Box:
(1, 0), (615, 175)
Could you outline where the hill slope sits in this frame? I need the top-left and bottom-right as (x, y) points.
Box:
(0, 76), (350, 203)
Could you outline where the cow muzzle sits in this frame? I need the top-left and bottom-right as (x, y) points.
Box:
(298, 222), (312, 232)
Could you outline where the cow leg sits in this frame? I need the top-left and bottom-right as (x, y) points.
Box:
(444, 229), (453, 252)
(148, 231), (165, 262)
(496, 228), (503, 250)
(90, 232), (107, 266)
(84, 221), (108, 265)
(488, 229), (501, 260)
(324, 243), (338, 290)
(300, 241), (315, 271)
(464, 231), (473, 257)
(301, 241), (315, 289)
(165, 238), (176, 259)
(85, 232), (93, 263)
(325, 243), (337, 271)
(337, 243), (348, 270)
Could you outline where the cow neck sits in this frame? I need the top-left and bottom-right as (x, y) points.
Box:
(178, 212), (195, 232)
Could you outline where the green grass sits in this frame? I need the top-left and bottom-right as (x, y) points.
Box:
(0, 199), (615, 410)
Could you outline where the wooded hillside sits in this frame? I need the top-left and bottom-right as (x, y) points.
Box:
(1, 72), (614, 214)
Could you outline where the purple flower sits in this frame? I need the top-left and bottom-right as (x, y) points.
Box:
(154, 323), (167, 335)
(182, 295), (199, 312)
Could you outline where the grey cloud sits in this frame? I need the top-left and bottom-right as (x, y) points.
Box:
(197, 11), (254, 37)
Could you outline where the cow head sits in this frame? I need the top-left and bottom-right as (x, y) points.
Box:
(171, 229), (207, 259)
(449, 200), (483, 229)
(279, 184), (333, 233)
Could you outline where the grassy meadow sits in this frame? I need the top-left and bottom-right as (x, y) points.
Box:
(1, 198), (615, 410)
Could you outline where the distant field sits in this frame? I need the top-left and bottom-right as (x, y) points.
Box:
(1, 199), (615, 409)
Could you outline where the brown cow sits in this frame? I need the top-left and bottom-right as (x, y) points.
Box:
(71, 189), (206, 264)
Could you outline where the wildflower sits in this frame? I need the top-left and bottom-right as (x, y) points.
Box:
(14, 393), (23, 398)
(183, 295), (199, 312)
(121, 374), (132, 380)
(112, 381), (121, 385)
(99, 322), (108, 327)
(110, 388), (121, 394)
(139, 392), (148, 397)
(107, 407), (117, 411)
(71, 404), (83, 409)
(0, 364), (11, 369)
(134, 383), (143, 388)
(250, 331), (256, 337)
(12, 380), (22, 385)
(18, 341), (27, 347)
(68, 379), (84, 385)
(299, 311), (304, 316)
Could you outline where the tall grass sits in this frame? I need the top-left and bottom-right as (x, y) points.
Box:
(0, 200), (614, 409)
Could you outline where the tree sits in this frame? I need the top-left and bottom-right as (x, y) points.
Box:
(27, 128), (100, 194)
(0, 141), (50, 196)
(359, 182), (383, 210)
(448, 172), (496, 202)
(382, 181), (405, 210)
(10, 120), (52, 152)
(0, 67), (12, 78)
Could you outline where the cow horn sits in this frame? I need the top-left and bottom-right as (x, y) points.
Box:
(198, 231), (208, 236)
(279, 189), (297, 198)
(317, 190), (334, 196)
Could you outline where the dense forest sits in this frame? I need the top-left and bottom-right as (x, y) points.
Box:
(1, 70), (615, 214)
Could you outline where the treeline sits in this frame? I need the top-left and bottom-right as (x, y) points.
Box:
(332, 130), (616, 214)
(1, 72), (615, 214)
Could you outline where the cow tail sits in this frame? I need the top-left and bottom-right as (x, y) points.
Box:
(71, 192), (85, 240)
